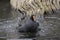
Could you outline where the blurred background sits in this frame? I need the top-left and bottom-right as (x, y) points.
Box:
(0, 0), (60, 40)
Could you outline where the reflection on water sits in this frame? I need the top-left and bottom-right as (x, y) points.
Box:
(0, 1), (11, 19)
(0, 1), (60, 40)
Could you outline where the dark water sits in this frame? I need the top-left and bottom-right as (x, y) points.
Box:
(0, 1), (19, 39)
(0, 1), (60, 40)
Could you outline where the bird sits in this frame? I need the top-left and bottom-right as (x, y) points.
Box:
(18, 15), (39, 33)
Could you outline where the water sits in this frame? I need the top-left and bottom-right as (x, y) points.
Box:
(0, 1), (60, 40)
(0, 1), (20, 39)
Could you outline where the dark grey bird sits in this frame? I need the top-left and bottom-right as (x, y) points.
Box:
(18, 15), (39, 33)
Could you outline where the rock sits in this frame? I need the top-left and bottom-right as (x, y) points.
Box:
(10, 0), (60, 16)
